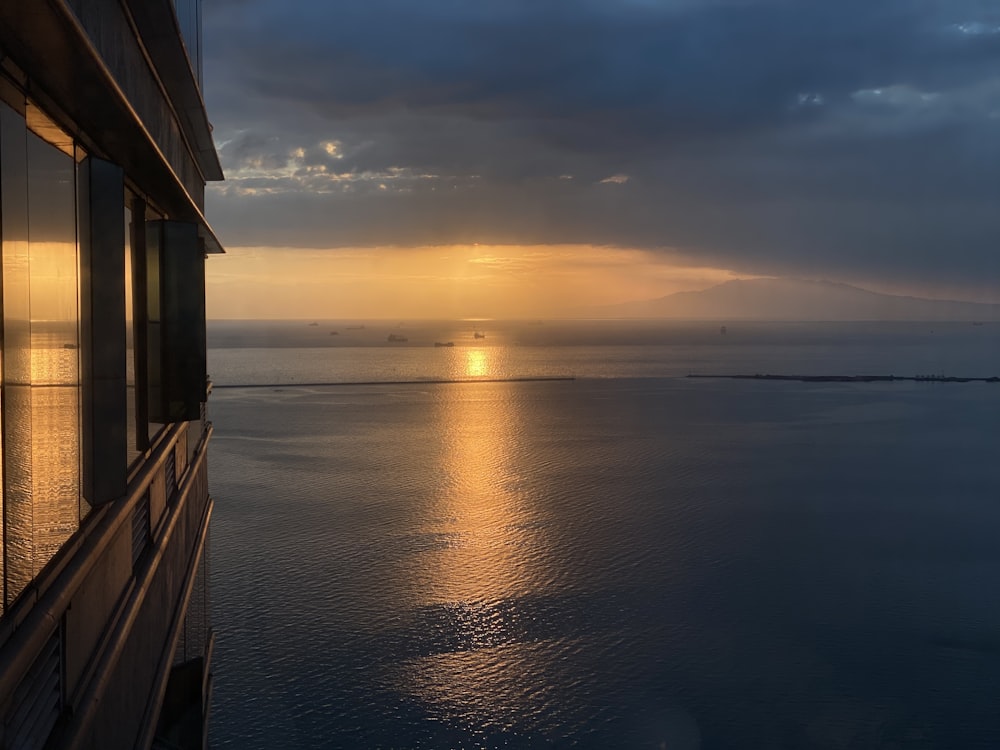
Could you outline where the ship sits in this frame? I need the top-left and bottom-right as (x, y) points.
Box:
(434, 341), (455, 347)
(474, 331), (486, 339)
(388, 334), (408, 342)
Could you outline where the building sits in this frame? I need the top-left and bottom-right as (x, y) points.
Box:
(0, 0), (223, 747)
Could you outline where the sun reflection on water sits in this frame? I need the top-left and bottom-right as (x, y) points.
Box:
(450, 346), (503, 380)
(424, 384), (539, 604)
(464, 348), (488, 378)
(396, 383), (564, 736)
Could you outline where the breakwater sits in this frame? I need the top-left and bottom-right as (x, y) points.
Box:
(687, 374), (999, 384)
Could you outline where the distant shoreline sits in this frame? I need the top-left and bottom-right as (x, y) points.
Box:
(688, 374), (1000, 384)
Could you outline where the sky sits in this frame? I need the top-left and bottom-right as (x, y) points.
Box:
(202, 0), (1000, 319)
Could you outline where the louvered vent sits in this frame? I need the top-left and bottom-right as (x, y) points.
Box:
(165, 449), (177, 501)
(2, 625), (62, 750)
(132, 489), (151, 567)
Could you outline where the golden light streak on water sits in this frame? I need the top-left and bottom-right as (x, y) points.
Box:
(397, 383), (563, 734)
(462, 348), (489, 379)
(425, 383), (537, 605)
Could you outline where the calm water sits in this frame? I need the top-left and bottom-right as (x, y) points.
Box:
(207, 321), (1000, 749)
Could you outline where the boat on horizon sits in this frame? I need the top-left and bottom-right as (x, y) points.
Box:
(474, 331), (486, 339)
(387, 334), (408, 342)
(434, 341), (454, 347)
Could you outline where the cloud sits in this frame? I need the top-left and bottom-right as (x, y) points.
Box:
(202, 0), (1000, 299)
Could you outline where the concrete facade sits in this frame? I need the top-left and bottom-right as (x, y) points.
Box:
(0, 0), (221, 747)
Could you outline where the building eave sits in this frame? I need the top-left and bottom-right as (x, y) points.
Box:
(122, 0), (224, 183)
(0, 0), (225, 253)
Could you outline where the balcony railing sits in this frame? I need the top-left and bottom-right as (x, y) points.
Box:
(0, 414), (214, 750)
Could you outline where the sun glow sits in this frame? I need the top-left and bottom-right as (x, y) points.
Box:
(463, 349), (489, 378)
(206, 244), (751, 319)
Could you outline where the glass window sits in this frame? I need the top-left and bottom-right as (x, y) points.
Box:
(25, 126), (82, 578)
(146, 220), (206, 425)
(125, 199), (141, 468)
(145, 203), (167, 445)
(173, 0), (204, 87)
(1, 100), (30, 607)
(1, 97), (83, 607)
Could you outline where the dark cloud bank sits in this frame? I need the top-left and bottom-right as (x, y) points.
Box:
(204, 0), (1000, 300)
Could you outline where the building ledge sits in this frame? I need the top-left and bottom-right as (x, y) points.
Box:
(0, 420), (214, 749)
(0, 1), (225, 253)
(123, 0), (224, 182)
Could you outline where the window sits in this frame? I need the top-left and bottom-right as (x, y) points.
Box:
(0, 97), (84, 607)
(173, 0), (204, 87)
(146, 220), (207, 425)
(125, 201), (138, 466)
(125, 197), (147, 468)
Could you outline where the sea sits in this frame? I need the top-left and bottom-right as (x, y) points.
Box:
(205, 320), (1000, 749)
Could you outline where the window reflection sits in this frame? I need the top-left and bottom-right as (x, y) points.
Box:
(173, 0), (204, 86)
(144, 204), (167, 445)
(125, 202), (141, 467)
(2, 101), (32, 606)
(1, 100), (83, 609)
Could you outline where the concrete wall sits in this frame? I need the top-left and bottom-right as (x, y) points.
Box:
(0, 424), (214, 750)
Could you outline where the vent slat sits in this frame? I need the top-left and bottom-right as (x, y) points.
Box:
(132, 489), (151, 566)
(165, 450), (177, 501)
(4, 627), (62, 750)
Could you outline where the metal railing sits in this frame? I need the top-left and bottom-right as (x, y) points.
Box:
(0, 414), (213, 750)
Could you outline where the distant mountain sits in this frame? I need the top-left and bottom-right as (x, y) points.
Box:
(598, 278), (1000, 321)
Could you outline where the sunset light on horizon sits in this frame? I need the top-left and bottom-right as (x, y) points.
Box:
(206, 243), (758, 319)
(202, 0), (1000, 319)
(5, 1), (1000, 748)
